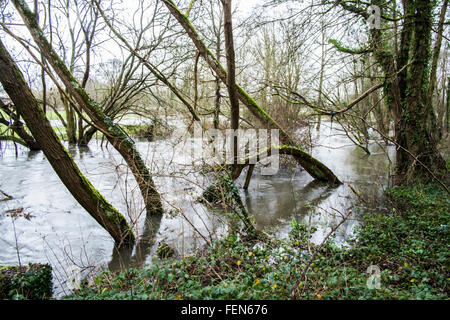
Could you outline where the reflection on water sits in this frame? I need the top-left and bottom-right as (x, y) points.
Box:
(108, 214), (162, 272)
(238, 123), (395, 243)
(0, 121), (394, 297)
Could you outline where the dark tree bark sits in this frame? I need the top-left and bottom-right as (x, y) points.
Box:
(222, 0), (241, 179)
(447, 77), (450, 134)
(0, 39), (134, 246)
(210, 1), (222, 130)
(193, 50), (200, 111)
(0, 100), (41, 150)
(337, 0), (446, 184)
(78, 126), (97, 146)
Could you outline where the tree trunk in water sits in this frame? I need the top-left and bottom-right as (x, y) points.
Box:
(161, 0), (340, 185)
(193, 50), (200, 111)
(213, 33), (221, 130)
(60, 93), (76, 143)
(316, 21), (326, 131)
(78, 116), (84, 145)
(222, 0), (241, 180)
(67, 103), (77, 144)
(0, 100), (41, 150)
(78, 126), (97, 146)
(0, 39), (134, 247)
(13, 0), (163, 215)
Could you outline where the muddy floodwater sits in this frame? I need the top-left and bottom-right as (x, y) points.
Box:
(0, 120), (394, 297)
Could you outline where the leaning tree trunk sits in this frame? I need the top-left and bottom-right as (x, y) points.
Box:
(0, 39), (134, 246)
(13, 0), (163, 215)
(161, 0), (340, 184)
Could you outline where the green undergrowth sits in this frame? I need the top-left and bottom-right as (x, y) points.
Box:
(0, 264), (53, 300)
(65, 183), (449, 300)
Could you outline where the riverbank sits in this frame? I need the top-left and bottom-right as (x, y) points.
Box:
(66, 182), (449, 300)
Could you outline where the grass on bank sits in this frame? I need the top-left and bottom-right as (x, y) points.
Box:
(65, 183), (449, 300)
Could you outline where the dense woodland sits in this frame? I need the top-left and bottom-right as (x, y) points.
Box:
(0, 0), (448, 300)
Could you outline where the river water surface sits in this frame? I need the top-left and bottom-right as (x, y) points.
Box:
(0, 120), (394, 297)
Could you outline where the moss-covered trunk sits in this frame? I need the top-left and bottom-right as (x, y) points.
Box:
(401, 0), (446, 180)
(161, 0), (340, 184)
(0, 39), (134, 246)
(368, 0), (446, 183)
(12, 0), (163, 215)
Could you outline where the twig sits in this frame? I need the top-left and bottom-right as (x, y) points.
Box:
(0, 189), (13, 201)
(348, 184), (368, 204)
(11, 217), (22, 267)
(271, 63), (410, 117)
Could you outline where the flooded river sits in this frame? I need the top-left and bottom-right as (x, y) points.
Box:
(0, 120), (394, 297)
